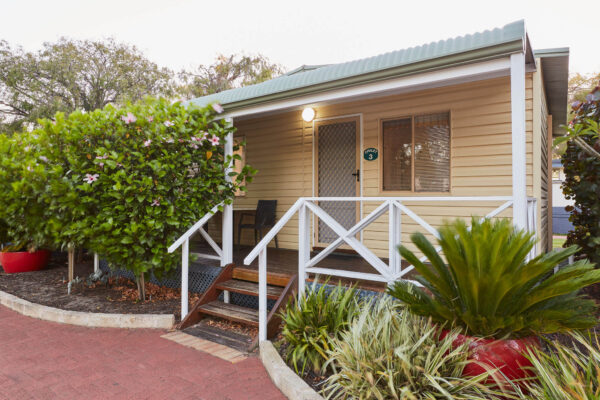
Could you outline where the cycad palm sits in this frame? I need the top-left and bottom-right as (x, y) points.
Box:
(388, 218), (600, 338)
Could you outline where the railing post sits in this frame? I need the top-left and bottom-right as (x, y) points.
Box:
(258, 248), (267, 342)
(389, 201), (401, 275)
(298, 201), (310, 297)
(181, 238), (189, 320)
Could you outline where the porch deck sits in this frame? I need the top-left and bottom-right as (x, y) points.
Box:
(191, 243), (416, 292)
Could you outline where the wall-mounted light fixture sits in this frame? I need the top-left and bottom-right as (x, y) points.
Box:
(302, 107), (316, 122)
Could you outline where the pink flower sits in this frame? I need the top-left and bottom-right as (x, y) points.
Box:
(121, 112), (137, 124)
(212, 103), (224, 114)
(39, 156), (48, 162)
(151, 199), (160, 207)
(147, 116), (154, 122)
(98, 162), (104, 169)
(96, 154), (109, 160)
(209, 135), (220, 146)
(84, 173), (99, 184)
(143, 139), (152, 147)
(26, 166), (33, 172)
(164, 120), (174, 127)
(200, 131), (208, 140)
(189, 143), (199, 149)
(165, 137), (174, 143)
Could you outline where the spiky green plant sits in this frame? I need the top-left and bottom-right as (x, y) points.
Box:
(388, 218), (600, 338)
(323, 297), (504, 400)
(518, 332), (600, 399)
(280, 280), (359, 374)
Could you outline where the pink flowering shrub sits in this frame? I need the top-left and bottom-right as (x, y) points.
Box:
(21, 98), (254, 280)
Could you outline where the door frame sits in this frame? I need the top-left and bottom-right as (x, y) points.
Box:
(312, 113), (364, 247)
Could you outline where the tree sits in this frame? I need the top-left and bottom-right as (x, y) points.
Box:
(177, 54), (284, 98)
(569, 72), (600, 104)
(0, 38), (173, 133)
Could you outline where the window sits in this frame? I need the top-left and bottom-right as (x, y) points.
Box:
(382, 112), (450, 192)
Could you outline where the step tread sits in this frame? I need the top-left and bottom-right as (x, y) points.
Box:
(215, 279), (284, 299)
(197, 301), (259, 326)
(232, 268), (290, 287)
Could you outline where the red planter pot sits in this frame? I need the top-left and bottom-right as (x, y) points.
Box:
(441, 330), (539, 382)
(0, 250), (51, 273)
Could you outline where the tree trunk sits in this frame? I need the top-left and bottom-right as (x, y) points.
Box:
(136, 272), (146, 301)
(67, 245), (75, 284)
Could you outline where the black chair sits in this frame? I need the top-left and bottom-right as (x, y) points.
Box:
(237, 200), (279, 248)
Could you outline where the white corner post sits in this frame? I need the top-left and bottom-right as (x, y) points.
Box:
(222, 118), (234, 304)
(181, 238), (189, 320)
(222, 117), (234, 267)
(93, 253), (99, 273)
(510, 52), (528, 230)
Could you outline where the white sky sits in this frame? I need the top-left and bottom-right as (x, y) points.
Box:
(1, 0), (598, 75)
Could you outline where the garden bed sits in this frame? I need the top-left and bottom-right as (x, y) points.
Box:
(0, 252), (194, 318)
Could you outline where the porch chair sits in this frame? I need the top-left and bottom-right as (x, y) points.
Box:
(237, 200), (279, 248)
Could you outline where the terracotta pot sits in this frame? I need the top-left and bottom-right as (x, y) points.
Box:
(0, 250), (51, 273)
(441, 330), (539, 382)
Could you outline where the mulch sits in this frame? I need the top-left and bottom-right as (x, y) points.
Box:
(0, 252), (198, 318)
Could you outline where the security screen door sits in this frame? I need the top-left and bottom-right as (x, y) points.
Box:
(316, 118), (359, 245)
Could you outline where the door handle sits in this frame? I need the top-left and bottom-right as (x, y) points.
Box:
(352, 169), (360, 182)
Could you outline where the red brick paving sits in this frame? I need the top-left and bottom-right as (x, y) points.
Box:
(0, 306), (284, 400)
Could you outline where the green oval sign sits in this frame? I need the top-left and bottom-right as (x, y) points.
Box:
(364, 148), (378, 161)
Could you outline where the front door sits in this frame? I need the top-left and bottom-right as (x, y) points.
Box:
(315, 118), (359, 245)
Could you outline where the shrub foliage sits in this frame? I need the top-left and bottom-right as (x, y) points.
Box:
(0, 98), (254, 280)
(388, 218), (600, 338)
(560, 86), (600, 265)
(280, 281), (359, 375)
(323, 297), (501, 400)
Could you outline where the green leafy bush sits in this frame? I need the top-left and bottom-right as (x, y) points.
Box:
(388, 218), (600, 338)
(559, 85), (600, 265)
(519, 332), (600, 399)
(0, 131), (53, 251)
(323, 297), (501, 400)
(33, 98), (254, 279)
(280, 281), (359, 374)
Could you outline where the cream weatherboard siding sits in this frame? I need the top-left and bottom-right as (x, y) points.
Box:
(228, 75), (543, 259)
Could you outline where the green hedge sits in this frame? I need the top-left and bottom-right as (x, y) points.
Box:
(0, 98), (254, 278)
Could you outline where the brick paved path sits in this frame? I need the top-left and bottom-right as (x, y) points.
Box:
(0, 306), (284, 400)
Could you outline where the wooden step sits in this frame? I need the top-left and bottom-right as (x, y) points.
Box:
(232, 267), (291, 287)
(197, 301), (259, 326)
(216, 279), (284, 300)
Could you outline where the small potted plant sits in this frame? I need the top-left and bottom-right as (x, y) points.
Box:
(388, 218), (600, 384)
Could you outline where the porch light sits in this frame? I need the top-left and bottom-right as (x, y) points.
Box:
(302, 107), (316, 122)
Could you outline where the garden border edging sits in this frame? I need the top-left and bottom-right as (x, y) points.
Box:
(259, 341), (324, 400)
(0, 289), (175, 329)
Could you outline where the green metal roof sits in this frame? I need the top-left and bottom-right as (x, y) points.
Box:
(190, 20), (527, 111)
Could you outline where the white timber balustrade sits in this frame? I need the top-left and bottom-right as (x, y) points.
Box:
(244, 196), (539, 342)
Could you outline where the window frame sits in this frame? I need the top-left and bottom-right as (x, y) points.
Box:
(379, 110), (452, 194)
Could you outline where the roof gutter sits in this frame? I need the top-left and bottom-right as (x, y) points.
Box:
(222, 39), (525, 112)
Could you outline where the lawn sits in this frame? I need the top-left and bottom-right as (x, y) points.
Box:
(553, 236), (567, 249)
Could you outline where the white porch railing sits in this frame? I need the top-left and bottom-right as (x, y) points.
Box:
(168, 202), (224, 318)
(243, 196), (538, 342)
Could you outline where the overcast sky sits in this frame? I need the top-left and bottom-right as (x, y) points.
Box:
(1, 0), (598, 75)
